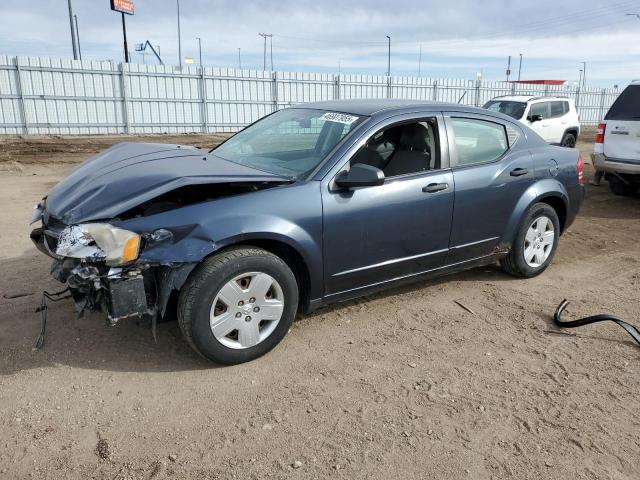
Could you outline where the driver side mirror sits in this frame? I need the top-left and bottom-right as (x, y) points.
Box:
(335, 163), (385, 189)
(528, 114), (543, 123)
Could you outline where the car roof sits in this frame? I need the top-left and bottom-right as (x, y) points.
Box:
(291, 99), (464, 116)
(490, 95), (572, 103)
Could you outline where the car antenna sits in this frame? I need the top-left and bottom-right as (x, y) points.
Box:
(457, 91), (467, 104)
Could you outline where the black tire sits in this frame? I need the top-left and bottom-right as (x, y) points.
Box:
(177, 247), (299, 365)
(608, 175), (637, 197)
(500, 203), (560, 278)
(560, 132), (576, 148)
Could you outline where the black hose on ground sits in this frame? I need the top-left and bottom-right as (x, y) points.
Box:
(554, 299), (640, 347)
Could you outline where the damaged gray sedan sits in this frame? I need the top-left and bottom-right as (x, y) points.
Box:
(31, 100), (584, 364)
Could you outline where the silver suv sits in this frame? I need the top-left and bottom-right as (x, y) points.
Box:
(592, 81), (640, 196)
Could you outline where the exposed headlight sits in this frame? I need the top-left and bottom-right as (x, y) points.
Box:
(56, 223), (141, 266)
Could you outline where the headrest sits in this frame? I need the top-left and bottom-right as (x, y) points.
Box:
(399, 123), (429, 152)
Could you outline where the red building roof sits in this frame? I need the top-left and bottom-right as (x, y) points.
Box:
(509, 80), (566, 85)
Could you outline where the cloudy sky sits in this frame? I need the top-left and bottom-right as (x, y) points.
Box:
(2, 0), (640, 86)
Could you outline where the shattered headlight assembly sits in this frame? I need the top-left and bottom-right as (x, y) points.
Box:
(56, 223), (141, 266)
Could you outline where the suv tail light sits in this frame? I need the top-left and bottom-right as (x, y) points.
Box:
(577, 153), (584, 186)
(595, 122), (606, 143)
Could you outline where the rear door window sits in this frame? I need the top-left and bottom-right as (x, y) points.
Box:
(529, 102), (549, 119)
(449, 118), (509, 167)
(550, 101), (565, 118)
(605, 85), (640, 121)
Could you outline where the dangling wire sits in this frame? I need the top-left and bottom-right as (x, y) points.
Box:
(34, 288), (72, 350)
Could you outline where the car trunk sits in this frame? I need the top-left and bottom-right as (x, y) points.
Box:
(604, 85), (640, 163)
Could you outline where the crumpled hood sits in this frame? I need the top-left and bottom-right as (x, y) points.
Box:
(45, 142), (289, 224)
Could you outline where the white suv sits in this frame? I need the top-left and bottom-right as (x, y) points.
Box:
(592, 81), (640, 196)
(483, 96), (581, 147)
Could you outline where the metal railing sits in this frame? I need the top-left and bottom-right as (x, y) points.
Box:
(0, 55), (621, 135)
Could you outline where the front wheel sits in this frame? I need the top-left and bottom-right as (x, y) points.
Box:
(560, 132), (576, 148)
(500, 203), (560, 278)
(178, 247), (299, 365)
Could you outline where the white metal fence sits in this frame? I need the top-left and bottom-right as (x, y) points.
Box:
(0, 55), (622, 135)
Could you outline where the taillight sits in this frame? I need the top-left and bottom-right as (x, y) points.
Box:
(595, 122), (606, 143)
(577, 153), (584, 186)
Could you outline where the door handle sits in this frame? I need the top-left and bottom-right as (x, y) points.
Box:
(422, 182), (449, 193)
(510, 168), (529, 177)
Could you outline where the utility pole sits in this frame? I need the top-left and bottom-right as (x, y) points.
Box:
(582, 61), (587, 87)
(270, 36), (274, 71)
(238, 48), (242, 70)
(196, 37), (202, 67)
(176, 0), (183, 69)
(506, 55), (511, 82)
(386, 35), (391, 76)
(418, 44), (422, 76)
(258, 33), (272, 70)
(74, 14), (82, 60)
(517, 53), (523, 81)
(67, 0), (78, 60)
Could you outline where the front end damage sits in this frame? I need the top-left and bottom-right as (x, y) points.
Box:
(28, 142), (294, 341)
(31, 216), (196, 326)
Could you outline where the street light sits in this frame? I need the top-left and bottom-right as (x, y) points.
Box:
(386, 35), (391, 77)
(517, 53), (523, 81)
(196, 37), (202, 68)
(176, 0), (183, 69)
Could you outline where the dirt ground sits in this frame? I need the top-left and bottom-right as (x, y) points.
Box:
(0, 128), (639, 480)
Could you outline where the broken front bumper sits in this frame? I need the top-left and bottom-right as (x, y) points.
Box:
(31, 225), (195, 324)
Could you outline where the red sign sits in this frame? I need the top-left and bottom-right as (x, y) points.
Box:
(110, 0), (134, 15)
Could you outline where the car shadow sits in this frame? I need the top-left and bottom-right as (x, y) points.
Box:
(0, 253), (213, 376)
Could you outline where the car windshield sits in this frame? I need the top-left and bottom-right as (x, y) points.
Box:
(211, 108), (364, 178)
(483, 100), (527, 120)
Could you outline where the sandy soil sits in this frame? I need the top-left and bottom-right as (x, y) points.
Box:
(0, 130), (639, 480)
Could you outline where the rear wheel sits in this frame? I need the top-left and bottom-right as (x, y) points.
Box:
(560, 132), (576, 148)
(500, 203), (560, 278)
(608, 175), (638, 197)
(178, 247), (299, 365)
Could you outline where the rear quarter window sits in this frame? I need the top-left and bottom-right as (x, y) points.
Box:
(605, 85), (640, 121)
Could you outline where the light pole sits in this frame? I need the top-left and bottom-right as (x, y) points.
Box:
(67, 0), (78, 60)
(517, 53), (523, 81)
(582, 61), (586, 87)
(176, 0), (183, 69)
(74, 14), (82, 61)
(238, 48), (242, 70)
(418, 44), (422, 77)
(386, 35), (391, 76)
(196, 37), (202, 68)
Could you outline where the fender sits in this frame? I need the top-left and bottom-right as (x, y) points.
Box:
(116, 181), (324, 300)
(501, 178), (569, 246)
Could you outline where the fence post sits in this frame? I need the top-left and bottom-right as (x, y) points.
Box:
(120, 63), (130, 134)
(432, 80), (438, 101)
(14, 57), (29, 134)
(474, 78), (481, 106)
(598, 88), (606, 123)
(334, 74), (340, 100)
(200, 66), (208, 133)
(272, 72), (278, 112)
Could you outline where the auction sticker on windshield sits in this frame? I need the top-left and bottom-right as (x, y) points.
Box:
(321, 112), (359, 125)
